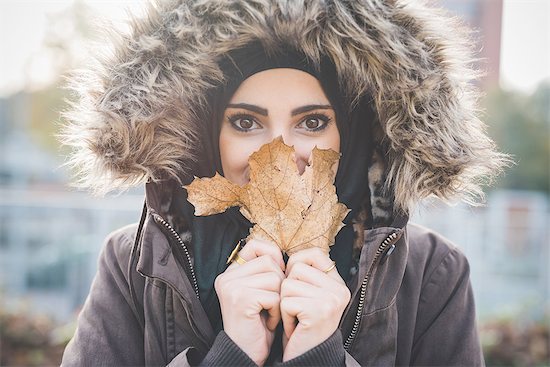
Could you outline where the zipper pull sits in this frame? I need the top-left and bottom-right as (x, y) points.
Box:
(378, 231), (401, 265)
(379, 243), (396, 265)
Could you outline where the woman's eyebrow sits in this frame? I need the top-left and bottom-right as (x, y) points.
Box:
(226, 103), (333, 117)
(226, 103), (268, 116)
(291, 104), (333, 116)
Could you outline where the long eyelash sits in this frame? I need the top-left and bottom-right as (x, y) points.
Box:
(301, 113), (333, 132)
(226, 113), (257, 133)
(227, 112), (253, 123)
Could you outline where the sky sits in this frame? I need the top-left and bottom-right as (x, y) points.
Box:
(500, 0), (550, 93)
(0, 0), (548, 97)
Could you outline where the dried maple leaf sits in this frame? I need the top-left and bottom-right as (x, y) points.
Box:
(184, 137), (349, 255)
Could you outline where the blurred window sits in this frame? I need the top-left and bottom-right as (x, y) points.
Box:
(26, 261), (68, 290)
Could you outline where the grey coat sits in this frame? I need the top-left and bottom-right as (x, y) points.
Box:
(62, 188), (483, 365)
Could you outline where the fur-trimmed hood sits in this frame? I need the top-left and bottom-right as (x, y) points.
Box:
(61, 0), (507, 216)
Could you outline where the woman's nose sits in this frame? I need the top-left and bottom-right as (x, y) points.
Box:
(276, 132), (309, 175)
(278, 131), (293, 149)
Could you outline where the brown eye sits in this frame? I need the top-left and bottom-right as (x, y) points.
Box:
(227, 113), (260, 132)
(239, 118), (254, 129)
(297, 113), (332, 132)
(305, 118), (321, 129)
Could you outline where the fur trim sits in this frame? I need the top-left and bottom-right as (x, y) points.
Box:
(60, 0), (508, 213)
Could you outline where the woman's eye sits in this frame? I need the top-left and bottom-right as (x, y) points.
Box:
(298, 114), (332, 132)
(238, 118), (254, 129)
(227, 114), (260, 132)
(305, 118), (321, 129)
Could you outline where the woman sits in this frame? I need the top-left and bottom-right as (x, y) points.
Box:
(61, 0), (507, 366)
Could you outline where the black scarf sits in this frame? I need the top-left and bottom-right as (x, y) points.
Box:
(179, 43), (375, 330)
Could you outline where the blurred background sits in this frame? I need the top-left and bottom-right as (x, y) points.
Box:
(0, 0), (548, 365)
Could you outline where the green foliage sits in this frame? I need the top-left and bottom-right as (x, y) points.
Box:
(484, 83), (550, 193)
(29, 82), (71, 152)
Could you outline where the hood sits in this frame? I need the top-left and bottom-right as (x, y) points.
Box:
(60, 0), (507, 216)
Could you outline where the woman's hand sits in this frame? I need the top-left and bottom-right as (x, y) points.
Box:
(214, 239), (285, 366)
(280, 248), (351, 362)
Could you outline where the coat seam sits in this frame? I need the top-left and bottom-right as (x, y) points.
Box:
(418, 246), (454, 294)
(148, 278), (166, 290)
(166, 287), (176, 361)
(413, 249), (467, 349)
(120, 229), (146, 331)
(362, 296), (397, 317)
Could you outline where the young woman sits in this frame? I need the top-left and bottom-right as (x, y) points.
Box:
(60, 1), (507, 365)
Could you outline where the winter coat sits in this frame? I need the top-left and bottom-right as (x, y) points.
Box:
(61, 190), (483, 366)
(60, 0), (506, 365)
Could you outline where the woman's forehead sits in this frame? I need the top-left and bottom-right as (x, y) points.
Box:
(227, 68), (331, 106)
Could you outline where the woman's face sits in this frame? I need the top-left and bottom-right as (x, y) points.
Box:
(219, 68), (340, 185)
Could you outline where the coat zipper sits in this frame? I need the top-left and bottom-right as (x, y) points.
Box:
(343, 231), (401, 351)
(152, 213), (200, 299)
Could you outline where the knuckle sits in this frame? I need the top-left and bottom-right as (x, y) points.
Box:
(214, 273), (225, 290)
(292, 262), (306, 274)
(280, 278), (291, 295)
(337, 284), (351, 302)
(267, 255), (279, 267)
(312, 247), (324, 256)
(280, 281), (287, 296)
(286, 252), (302, 266)
(258, 255), (272, 267)
(239, 240), (254, 256)
(343, 288), (351, 303)
(274, 270), (284, 282)
(280, 297), (291, 311)
(333, 288), (350, 310)
(331, 296), (344, 312)
(248, 238), (278, 253)
(261, 255), (280, 271)
(287, 252), (298, 262)
(319, 301), (335, 317)
(268, 272), (282, 288)
(227, 286), (245, 305)
(270, 292), (281, 305)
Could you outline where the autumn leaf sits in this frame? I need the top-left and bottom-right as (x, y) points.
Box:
(184, 137), (349, 255)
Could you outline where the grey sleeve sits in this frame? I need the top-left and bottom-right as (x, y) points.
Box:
(199, 330), (346, 366)
(275, 330), (346, 367)
(198, 331), (257, 366)
(411, 248), (485, 366)
(61, 229), (146, 366)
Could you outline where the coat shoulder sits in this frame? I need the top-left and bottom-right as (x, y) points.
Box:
(400, 223), (482, 365)
(96, 223), (141, 281)
(405, 222), (471, 286)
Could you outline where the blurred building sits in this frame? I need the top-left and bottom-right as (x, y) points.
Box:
(441, 0), (503, 89)
(0, 93), (143, 321)
(0, 188), (143, 321)
(412, 191), (550, 321)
